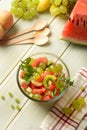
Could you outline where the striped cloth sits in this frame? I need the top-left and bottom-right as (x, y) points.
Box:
(40, 67), (87, 130)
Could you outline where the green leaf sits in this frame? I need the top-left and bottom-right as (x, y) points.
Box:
(20, 58), (36, 84)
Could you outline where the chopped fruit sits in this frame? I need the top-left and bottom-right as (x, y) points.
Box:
(18, 55), (72, 101)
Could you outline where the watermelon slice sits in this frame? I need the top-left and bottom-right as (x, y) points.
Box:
(61, 0), (87, 45)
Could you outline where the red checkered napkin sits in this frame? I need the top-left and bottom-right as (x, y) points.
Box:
(40, 67), (87, 130)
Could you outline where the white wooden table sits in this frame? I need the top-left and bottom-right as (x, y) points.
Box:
(0, 1), (87, 130)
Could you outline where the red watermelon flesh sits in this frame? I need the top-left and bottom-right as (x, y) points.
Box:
(61, 0), (87, 45)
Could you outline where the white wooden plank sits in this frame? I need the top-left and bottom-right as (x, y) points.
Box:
(61, 44), (87, 79)
(0, 0), (12, 10)
(7, 100), (54, 130)
(0, 65), (28, 130)
(0, 45), (32, 83)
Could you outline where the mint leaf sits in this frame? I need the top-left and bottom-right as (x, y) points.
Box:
(20, 57), (36, 84)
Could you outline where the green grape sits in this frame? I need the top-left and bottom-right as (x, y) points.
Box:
(50, 0), (55, 4)
(72, 100), (79, 110)
(11, 7), (24, 17)
(39, 62), (46, 69)
(63, 107), (72, 115)
(50, 6), (61, 16)
(77, 97), (86, 107)
(56, 64), (63, 72)
(19, 0), (28, 9)
(36, 67), (43, 74)
(49, 65), (56, 72)
(60, 5), (67, 14)
(1, 96), (5, 100)
(55, 0), (62, 6)
(45, 67), (51, 71)
(62, 0), (68, 6)
(15, 98), (20, 104)
(23, 10), (33, 20)
(10, 6), (17, 15)
(33, 73), (40, 80)
(72, 96), (85, 110)
(26, 87), (32, 93)
(8, 92), (13, 97)
(33, 94), (42, 100)
(29, 93), (33, 98)
(32, 0), (39, 5)
(27, 1), (35, 8)
(49, 64), (61, 73)
(10, 0), (38, 20)
(11, 104), (15, 110)
(16, 105), (21, 111)
(11, 0), (18, 7)
(11, 0), (77, 20)
(17, 8), (24, 17)
(30, 8), (37, 17)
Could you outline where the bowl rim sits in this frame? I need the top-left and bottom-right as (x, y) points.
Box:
(17, 52), (70, 103)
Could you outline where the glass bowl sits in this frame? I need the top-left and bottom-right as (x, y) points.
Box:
(17, 52), (70, 103)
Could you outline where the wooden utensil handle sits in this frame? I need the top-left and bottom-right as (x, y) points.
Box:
(4, 27), (33, 40)
(5, 33), (36, 45)
(7, 39), (33, 45)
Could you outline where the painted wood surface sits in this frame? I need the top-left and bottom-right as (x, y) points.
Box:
(0, 1), (87, 130)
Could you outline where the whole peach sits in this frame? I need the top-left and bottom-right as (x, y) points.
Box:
(0, 10), (13, 30)
(0, 24), (5, 40)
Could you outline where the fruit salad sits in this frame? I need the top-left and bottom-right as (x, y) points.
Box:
(17, 56), (73, 101)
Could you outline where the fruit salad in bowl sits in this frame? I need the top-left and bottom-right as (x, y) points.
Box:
(17, 52), (73, 102)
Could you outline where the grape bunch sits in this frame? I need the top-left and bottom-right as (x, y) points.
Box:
(10, 0), (39, 20)
(50, 0), (77, 17)
(10, 0), (76, 20)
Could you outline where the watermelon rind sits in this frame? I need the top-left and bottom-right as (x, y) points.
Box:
(60, 36), (87, 46)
